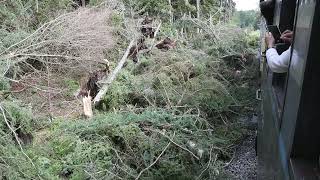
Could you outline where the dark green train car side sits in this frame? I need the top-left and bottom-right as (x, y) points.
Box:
(258, 0), (320, 179)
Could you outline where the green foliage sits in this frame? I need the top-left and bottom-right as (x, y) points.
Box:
(159, 22), (178, 37)
(198, 27), (258, 58)
(102, 70), (136, 110)
(0, 0), (72, 31)
(0, 29), (30, 51)
(99, 27), (258, 118)
(122, 0), (235, 23)
(0, 142), (38, 179)
(232, 10), (260, 30)
(247, 30), (260, 47)
(122, 0), (170, 18)
(35, 0), (73, 24)
(0, 1), (259, 179)
(88, 0), (104, 6)
(0, 101), (38, 179)
(9, 109), (242, 179)
(201, 0), (220, 17)
(64, 79), (79, 98)
(0, 100), (34, 134)
(110, 11), (125, 27)
(0, 78), (10, 91)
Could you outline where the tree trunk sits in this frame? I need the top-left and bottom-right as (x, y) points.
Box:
(168, 0), (173, 24)
(196, 0), (200, 33)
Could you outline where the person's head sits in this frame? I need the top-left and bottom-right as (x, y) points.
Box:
(260, 0), (275, 25)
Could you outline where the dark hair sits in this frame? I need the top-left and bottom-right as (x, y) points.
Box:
(260, 0), (276, 25)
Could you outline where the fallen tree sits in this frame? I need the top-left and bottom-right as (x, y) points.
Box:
(93, 40), (135, 105)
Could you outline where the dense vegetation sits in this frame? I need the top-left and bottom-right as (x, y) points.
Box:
(232, 10), (260, 30)
(0, 0), (259, 179)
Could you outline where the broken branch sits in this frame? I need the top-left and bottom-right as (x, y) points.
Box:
(83, 94), (93, 118)
(93, 40), (135, 105)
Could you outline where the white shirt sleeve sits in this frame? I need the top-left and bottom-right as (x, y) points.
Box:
(266, 47), (291, 73)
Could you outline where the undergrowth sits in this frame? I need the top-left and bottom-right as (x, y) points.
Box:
(1, 107), (246, 179)
(0, 38), (259, 179)
(0, 31), (259, 180)
(0, 0), (259, 179)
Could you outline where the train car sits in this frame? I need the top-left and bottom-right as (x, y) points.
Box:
(258, 0), (320, 179)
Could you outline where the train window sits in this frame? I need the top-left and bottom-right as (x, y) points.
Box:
(270, 0), (297, 117)
(270, 44), (290, 113)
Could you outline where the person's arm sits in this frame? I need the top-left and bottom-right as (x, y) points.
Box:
(265, 31), (293, 73)
(266, 47), (291, 73)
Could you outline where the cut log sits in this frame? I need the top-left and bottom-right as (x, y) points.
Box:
(83, 95), (93, 118)
(93, 40), (135, 105)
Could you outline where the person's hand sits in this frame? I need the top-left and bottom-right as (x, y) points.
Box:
(265, 32), (275, 49)
(280, 30), (293, 44)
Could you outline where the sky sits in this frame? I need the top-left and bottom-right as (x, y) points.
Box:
(233, 0), (259, 11)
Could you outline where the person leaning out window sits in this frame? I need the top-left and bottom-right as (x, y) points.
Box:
(265, 30), (294, 73)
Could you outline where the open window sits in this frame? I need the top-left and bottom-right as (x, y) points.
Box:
(269, 0), (297, 119)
